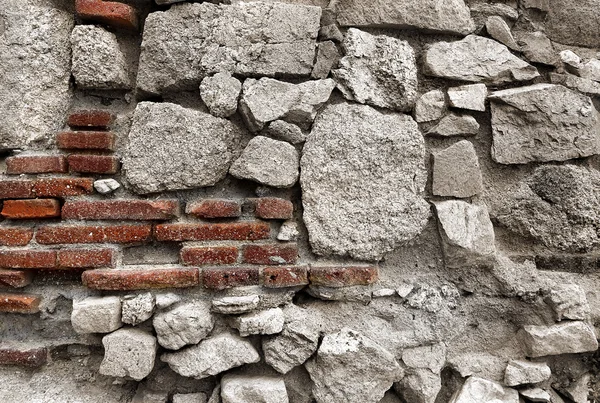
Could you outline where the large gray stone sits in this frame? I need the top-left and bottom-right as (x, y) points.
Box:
(263, 319), (320, 374)
(546, 0), (600, 48)
(518, 322), (598, 358)
(517, 31), (558, 66)
(71, 296), (122, 334)
(449, 377), (519, 403)
(332, 29), (418, 112)
(123, 102), (244, 194)
(99, 329), (157, 381)
(432, 140), (483, 198)
(0, 0), (73, 150)
(137, 2), (321, 94)
(489, 84), (600, 164)
(153, 301), (215, 350)
(301, 103), (430, 261)
(221, 375), (289, 403)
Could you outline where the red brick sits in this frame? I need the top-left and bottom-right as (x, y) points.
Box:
(0, 227), (34, 246)
(181, 246), (238, 266)
(186, 199), (242, 218)
(0, 250), (56, 269)
(263, 266), (308, 288)
(255, 198), (294, 220)
(1, 199), (61, 219)
(68, 110), (114, 129)
(309, 266), (379, 287)
(76, 0), (138, 31)
(62, 200), (179, 221)
(57, 249), (114, 269)
(0, 347), (48, 367)
(36, 224), (152, 244)
(56, 131), (115, 151)
(33, 178), (95, 197)
(83, 267), (199, 290)
(0, 294), (41, 313)
(6, 155), (68, 174)
(242, 243), (298, 265)
(0, 180), (35, 199)
(202, 267), (259, 290)
(0, 269), (34, 288)
(68, 155), (120, 174)
(155, 222), (270, 242)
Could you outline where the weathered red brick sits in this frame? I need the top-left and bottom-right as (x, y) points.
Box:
(0, 227), (34, 246)
(155, 222), (270, 242)
(62, 200), (179, 221)
(36, 224), (152, 244)
(1, 199), (61, 219)
(68, 155), (120, 174)
(255, 198), (294, 220)
(83, 267), (199, 290)
(6, 155), (68, 174)
(68, 110), (114, 129)
(0, 294), (41, 313)
(242, 243), (298, 265)
(33, 178), (95, 197)
(0, 180), (35, 199)
(0, 347), (48, 367)
(57, 249), (114, 269)
(0, 269), (34, 288)
(309, 266), (379, 287)
(56, 131), (115, 151)
(263, 266), (308, 288)
(181, 246), (239, 266)
(0, 250), (56, 269)
(202, 267), (259, 290)
(186, 199), (242, 218)
(75, 0), (138, 31)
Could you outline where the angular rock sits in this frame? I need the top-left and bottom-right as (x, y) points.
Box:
(581, 59), (600, 82)
(229, 136), (300, 188)
(232, 307), (284, 337)
(402, 343), (446, 374)
(520, 388), (551, 402)
(264, 121), (306, 145)
(485, 16), (518, 51)
(305, 328), (403, 403)
(560, 50), (582, 73)
(432, 140), (483, 198)
(100, 329), (157, 381)
(153, 301), (215, 350)
(447, 84), (487, 112)
(123, 102), (243, 194)
(122, 293), (155, 326)
(546, 0), (600, 48)
(221, 375), (289, 403)
(489, 84), (600, 164)
(200, 72), (242, 118)
(504, 360), (551, 386)
(545, 284), (590, 321)
(426, 114), (479, 137)
(424, 35), (538, 84)
(137, 2), (321, 94)
(212, 295), (260, 314)
(450, 377), (519, 403)
(414, 90), (446, 123)
(434, 200), (496, 268)
(94, 179), (121, 195)
(155, 293), (181, 309)
(517, 32), (558, 66)
(518, 321), (598, 357)
(263, 320), (320, 374)
(70, 25), (130, 90)
(312, 41), (340, 79)
(161, 333), (260, 379)
(395, 368), (441, 403)
(332, 28), (418, 112)
(172, 393), (208, 403)
(301, 103), (430, 261)
(549, 73), (600, 97)
(522, 0), (549, 11)
(565, 372), (591, 403)
(278, 221), (300, 241)
(71, 296), (122, 334)
(319, 24), (344, 43)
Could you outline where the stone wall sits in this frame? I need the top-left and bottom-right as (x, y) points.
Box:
(1, 0), (600, 402)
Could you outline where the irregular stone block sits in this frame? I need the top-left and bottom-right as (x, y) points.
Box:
(449, 377), (519, 403)
(311, 41), (340, 79)
(395, 368), (441, 403)
(485, 16), (518, 50)
(546, 0), (600, 48)
(153, 301), (214, 350)
(232, 308), (284, 337)
(545, 284), (590, 321)
(447, 84), (487, 112)
(211, 295), (260, 314)
(520, 388), (551, 402)
(517, 31), (558, 66)
(432, 140), (483, 198)
(264, 121), (306, 145)
(402, 343), (446, 374)
(504, 360), (551, 386)
(221, 375), (289, 403)
(200, 72), (242, 118)
(71, 296), (122, 334)
(414, 90), (446, 123)
(518, 321), (598, 357)
(426, 114), (480, 137)
(122, 293), (155, 326)
(263, 320), (319, 374)
(100, 328), (157, 381)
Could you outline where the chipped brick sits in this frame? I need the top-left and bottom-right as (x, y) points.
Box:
(155, 222), (270, 242)
(181, 246), (239, 266)
(0, 346), (48, 367)
(242, 243), (298, 265)
(56, 131), (115, 151)
(0, 250), (56, 269)
(309, 266), (379, 287)
(62, 200), (179, 221)
(57, 249), (115, 269)
(83, 267), (199, 290)
(0, 269), (34, 288)
(186, 199), (242, 218)
(6, 155), (68, 174)
(255, 198), (294, 220)
(0, 293), (41, 313)
(0, 227), (34, 246)
(1, 199), (61, 219)
(202, 267), (259, 290)
(68, 155), (120, 174)
(36, 224), (152, 244)
(68, 110), (114, 129)
(263, 266), (308, 288)
(33, 178), (95, 197)
(0, 180), (35, 199)
(75, 0), (138, 31)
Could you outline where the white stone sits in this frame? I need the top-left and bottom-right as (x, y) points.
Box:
(263, 320), (319, 374)
(449, 377), (519, 403)
(122, 293), (155, 326)
(518, 321), (599, 357)
(277, 221), (300, 241)
(520, 388), (551, 402)
(372, 288), (396, 298)
(153, 301), (215, 350)
(100, 329), (157, 381)
(414, 90), (446, 123)
(560, 50), (582, 70)
(447, 84), (487, 112)
(397, 283), (414, 298)
(426, 114), (479, 137)
(212, 295), (260, 314)
(71, 296), (122, 334)
(221, 375), (289, 403)
(432, 140), (483, 198)
(200, 72), (242, 118)
(504, 360), (551, 386)
(232, 308), (284, 337)
(155, 293), (181, 309)
(94, 179), (121, 194)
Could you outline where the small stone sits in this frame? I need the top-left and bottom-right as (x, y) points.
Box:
(448, 84), (487, 112)
(100, 328), (157, 381)
(207, 385), (220, 403)
(312, 41), (340, 79)
(520, 387), (550, 402)
(402, 343), (446, 374)
(486, 16), (519, 50)
(308, 285), (373, 302)
(122, 293), (155, 326)
(153, 301), (215, 350)
(504, 360), (551, 386)
(319, 24), (344, 43)
(263, 320), (319, 374)
(518, 321), (599, 357)
(427, 114), (480, 137)
(94, 179), (121, 194)
(277, 221), (300, 242)
(414, 90), (446, 123)
(155, 293), (181, 309)
(517, 32), (558, 66)
(564, 372), (591, 403)
(372, 288), (396, 298)
(545, 284), (590, 321)
(450, 377), (519, 403)
(71, 296), (122, 334)
(560, 50), (582, 73)
(470, 3), (519, 27)
(212, 295), (260, 314)
(200, 72), (242, 118)
(581, 59), (600, 82)
(264, 121), (306, 145)
(432, 140), (483, 198)
(172, 393), (208, 403)
(221, 375), (289, 403)
(232, 308), (285, 337)
(395, 368), (441, 403)
(397, 283), (414, 298)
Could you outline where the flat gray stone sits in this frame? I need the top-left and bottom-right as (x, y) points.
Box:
(232, 308), (284, 337)
(221, 375), (289, 403)
(520, 388), (551, 402)
(100, 329), (157, 381)
(550, 73), (600, 97)
(212, 295), (260, 314)
(122, 293), (155, 326)
(504, 360), (551, 386)
(71, 296), (122, 334)
(263, 319), (319, 374)
(546, 0), (600, 48)
(518, 321), (599, 358)
(448, 84), (487, 112)
(545, 284), (590, 321)
(153, 301), (215, 350)
(414, 90), (446, 123)
(517, 31), (558, 66)
(485, 16), (518, 50)
(432, 140), (483, 198)
(450, 377), (519, 403)
(264, 121), (306, 145)
(200, 72), (242, 118)
(426, 114), (480, 137)
(402, 343), (446, 374)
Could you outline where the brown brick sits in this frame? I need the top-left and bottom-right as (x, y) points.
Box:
(263, 266), (308, 288)
(0, 227), (34, 246)
(255, 198), (294, 220)
(68, 110), (114, 129)
(1, 199), (61, 219)
(33, 178), (95, 197)
(181, 246), (238, 266)
(0, 294), (41, 313)
(155, 222), (270, 242)
(62, 200), (179, 221)
(186, 199), (242, 218)
(202, 267), (259, 290)
(0, 347), (48, 367)
(57, 249), (114, 269)
(6, 155), (68, 174)
(56, 131), (115, 151)
(309, 266), (378, 287)
(0, 269), (34, 288)
(0, 250), (56, 269)
(75, 0), (138, 31)
(0, 180), (35, 199)
(83, 267), (199, 290)
(36, 224), (152, 244)
(242, 243), (298, 265)
(68, 155), (120, 174)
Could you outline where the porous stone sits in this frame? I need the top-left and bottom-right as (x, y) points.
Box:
(172, 393), (208, 403)
(155, 293), (181, 309)
(301, 103), (430, 261)
(517, 32), (558, 66)
(123, 102), (244, 194)
(212, 295), (260, 314)
(489, 84), (600, 164)
(518, 321), (599, 357)
(544, 284), (590, 321)
(264, 121), (306, 145)
(424, 35), (538, 84)
(447, 84), (487, 112)
(414, 90), (446, 123)
(263, 320), (319, 374)
(94, 179), (121, 194)
(71, 296), (122, 334)
(137, 2), (321, 94)
(153, 301), (215, 350)
(402, 344), (446, 374)
(432, 140), (483, 198)
(450, 377), (519, 403)
(504, 360), (551, 386)
(199, 72), (242, 118)
(434, 200), (496, 268)
(520, 388), (551, 402)
(333, 28), (417, 112)
(394, 368), (441, 403)
(546, 0), (600, 48)
(70, 25), (130, 90)
(221, 375), (289, 403)
(485, 16), (518, 50)
(277, 221), (300, 241)
(122, 293), (155, 326)
(229, 136), (300, 188)
(426, 114), (480, 137)
(232, 307), (284, 336)
(312, 41), (340, 79)
(100, 329), (157, 381)
(161, 333), (261, 379)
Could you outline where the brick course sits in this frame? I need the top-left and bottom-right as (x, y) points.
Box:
(62, 200), (179, 221)
(1, 199), (61, 219)
(309, 266), (379, 287)
(56, 131), (115, 151)
(57, 249), (115, 269)
(36, 224), (152, 244)
(0, 347), (48, 367)
(186, 199), (242, 218)
(68, 110), (114, 129)
(6, 155), (68, 174)
(67, 155), (120, 174)
(83, 267), (199, 290)
(242, 243), (298, 265)
(0, 227), (34, 246)
(75, 0), (138, 31)
(202, 267), (260, 290)
(155, 222), (270, 242)
(181, 246), (239, 265)
(263, 266), (308, 288)
(0, 269), (34, 288)
(0, 250), (57, 269)
(0, 294), (41, 314)
(255, 198), (294, 220)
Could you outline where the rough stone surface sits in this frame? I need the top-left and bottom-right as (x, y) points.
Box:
(153, 301), (215, 350)
(546, 0), (600, 48)
(71, 296), (122, 334)
(172, 393), (208, 403)
(520, 388), (551, 402)
(232, 307), (285, 336)
(489, 84), (600, 164)
(122, 293), (155, 326)
(447, 84), (487, 112)
(485, 16), (518, 50)
(301, 103), (430, 261)
(94, 179), (121, 194)
(450, 377), (519, 403)
(395, 368), (441, 403)
(504, 360), (551, 386)
(518, 322), (599, 357)
(414, 90), (445, 123)
(100, 329), (157, 381)
(200, 72), (242, 118)
(123, 102), (244, 194)
(426, 114), (480, 137)
(264, 121), (306, 145)
(517, 31), (558, 66)
(545, 284), (590, 321)
(263, 319), (319, 374)
(332, 28), (418, 112)
(565, 372), (591, 403)
(278, 221), (300, 241)
(401, 344), (446, 374)
(221, 375), (289, 403)
(432, 140), (483, 198)
(312, 41), (340, 79)
(212, 295), (260, 314)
